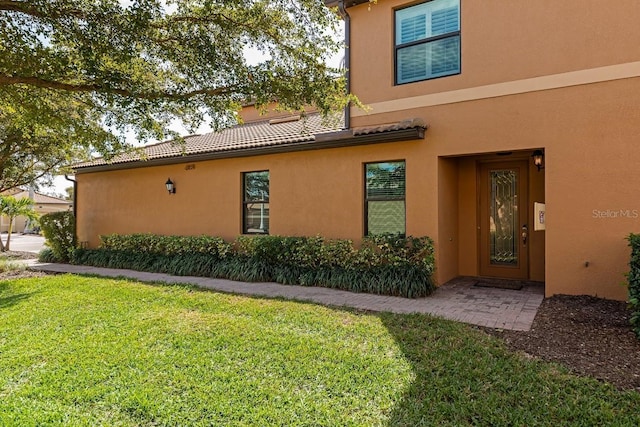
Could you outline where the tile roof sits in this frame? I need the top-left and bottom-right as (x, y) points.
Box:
(74, 113), (427, 171)
(324, 0), (369, 7)
(6, 190), (72, 204)
(75, 113), (343, 169)
(33, 192), (72, 204)
(353, 118), (427, 136)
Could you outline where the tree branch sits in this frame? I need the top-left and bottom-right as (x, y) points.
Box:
(0, 157), (64, 193)
(0, 0), (85, 19)
(0, 74), (234, 100)
(0, 135), (19, 164)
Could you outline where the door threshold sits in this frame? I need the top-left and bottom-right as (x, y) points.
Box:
(448, 276), (545, 293)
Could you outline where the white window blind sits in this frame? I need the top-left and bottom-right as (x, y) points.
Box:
(243, 171), (270, 234)
(365, 162), (406, 236)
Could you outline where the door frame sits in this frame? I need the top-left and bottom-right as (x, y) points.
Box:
(477, 160), (530, 280)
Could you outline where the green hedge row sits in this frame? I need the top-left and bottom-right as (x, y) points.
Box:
(627, 234), (640, 338)
(69, 233), (436, 298)
(100, 233), (231, 258)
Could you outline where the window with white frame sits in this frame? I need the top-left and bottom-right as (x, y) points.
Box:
(242, 170), (269, 234)
(395, 0), (460, 85)
(365, 161), (406, 236)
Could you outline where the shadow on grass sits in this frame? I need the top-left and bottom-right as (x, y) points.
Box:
(377, 312), (640, 426)
(4, 274), (637, 424)
(378, 312), (472, 426)
(0, 283), (34, 309)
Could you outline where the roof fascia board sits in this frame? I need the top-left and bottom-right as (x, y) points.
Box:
(74, 128), (425, 174)
(325, 1), (369, 8)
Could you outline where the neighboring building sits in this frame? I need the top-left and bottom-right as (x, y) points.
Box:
(1, 189), (72, 233)
(73, 0), (640, 301)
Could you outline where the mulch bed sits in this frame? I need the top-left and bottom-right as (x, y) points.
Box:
(1, 250), (38, 260)
(0, 269), (46, 280)
(484, 295), (640, 392)
(0, 251), (45, 280)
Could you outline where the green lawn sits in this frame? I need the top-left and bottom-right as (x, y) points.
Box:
(0, 276), (638, 426)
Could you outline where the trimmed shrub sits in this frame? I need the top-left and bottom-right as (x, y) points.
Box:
(626, 234), (640, 338)
(38, 248), (58, 263)
(100, 233), (231, 259)
(39, 211), (76, 262)
(73, 233), (436, 298)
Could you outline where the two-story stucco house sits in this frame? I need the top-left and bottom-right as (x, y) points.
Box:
(74, 0), (640, 301)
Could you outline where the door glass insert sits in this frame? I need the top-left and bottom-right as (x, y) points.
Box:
(489, 169), (518, 265)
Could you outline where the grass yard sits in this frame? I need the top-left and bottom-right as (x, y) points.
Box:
(0, 275), (639, 426)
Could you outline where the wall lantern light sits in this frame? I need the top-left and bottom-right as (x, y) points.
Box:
(532, 150), (544, 171)
(165, 178), (176, 194)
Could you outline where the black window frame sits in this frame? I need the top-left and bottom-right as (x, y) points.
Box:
(242, 170), (270, 235)
(364, 160), (407, 236)
(394, 0), (461, 86)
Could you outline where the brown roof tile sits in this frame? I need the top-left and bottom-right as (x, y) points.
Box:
(33, 193), (72, 204)
(75, 113), (343, 169)
(352, 118), (427, 136)
(6, 190), (72, 204)
(74, 113), (427, 170)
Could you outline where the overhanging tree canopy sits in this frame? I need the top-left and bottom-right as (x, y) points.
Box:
(0, 0), (350, 190)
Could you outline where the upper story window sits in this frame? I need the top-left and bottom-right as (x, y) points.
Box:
(395, 0), (461, 85)
(243, 170), (269, 234)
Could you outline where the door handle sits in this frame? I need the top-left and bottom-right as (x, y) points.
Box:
(521, 224), (528, 245)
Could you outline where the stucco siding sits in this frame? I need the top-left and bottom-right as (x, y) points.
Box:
(76, 140), (436, 246)
(75, 0), (640, 301)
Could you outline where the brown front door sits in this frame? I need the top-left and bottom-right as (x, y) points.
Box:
(479, 161), (529, 279)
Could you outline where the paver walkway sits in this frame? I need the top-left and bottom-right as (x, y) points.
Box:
(27, 262), (544, 331)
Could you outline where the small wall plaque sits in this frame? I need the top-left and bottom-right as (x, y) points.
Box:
(534, 202), (545, 231)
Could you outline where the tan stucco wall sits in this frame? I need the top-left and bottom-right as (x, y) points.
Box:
(349, 0), (640, 105)
(337, 0), (640, 300)
(436, 157), (459, 284)
(76, 0), (640, 301)
(77, 76), (640, 301)
(77, 140), (438, 246)
(356, 77), (637, 300)
(238, 103), (318, 124)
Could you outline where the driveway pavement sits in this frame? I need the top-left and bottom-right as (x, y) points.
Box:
(27, 261), (544, 331)
(2, 233), (46, 253)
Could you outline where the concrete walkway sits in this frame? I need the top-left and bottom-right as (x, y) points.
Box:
(4, 234), (46, 253)
(27, 262), (544, 331)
